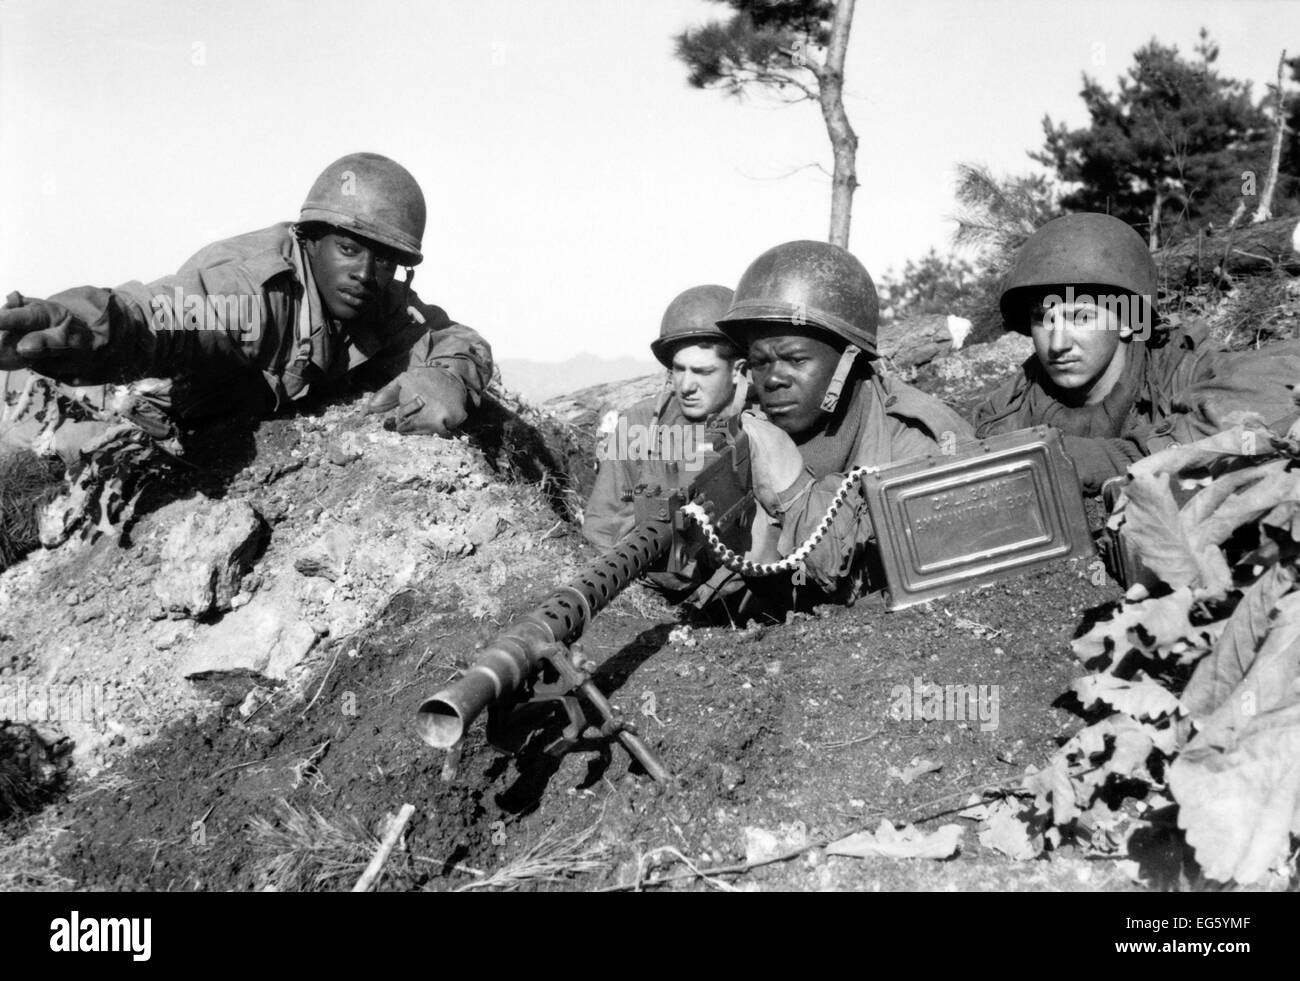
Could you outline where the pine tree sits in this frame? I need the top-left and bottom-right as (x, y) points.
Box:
(675, 1), (860, 247)
(1033, 31), (1274, 248)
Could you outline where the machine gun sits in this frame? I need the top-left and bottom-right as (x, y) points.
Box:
(415, 421), (1096, 783)
(414, 415), (754, 783)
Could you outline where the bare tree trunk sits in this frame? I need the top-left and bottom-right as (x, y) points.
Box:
(1253, 49), (1288, 224)
(818, 0), (858, 249)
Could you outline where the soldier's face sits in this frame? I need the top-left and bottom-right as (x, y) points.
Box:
(670, 343), (741, 421)
(746, 326), (843, 439)
(304, 230), (399, 321)
(1028, 296), (1126, 403)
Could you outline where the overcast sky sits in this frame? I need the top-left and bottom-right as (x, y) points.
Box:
(0, 0), (1293, 361)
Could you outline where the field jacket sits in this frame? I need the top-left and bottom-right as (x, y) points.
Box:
(582, 382), (748, 550)
(973, 322), (1300, 494)
(38, 223), (493, 422)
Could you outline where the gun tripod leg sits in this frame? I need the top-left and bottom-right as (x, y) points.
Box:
(576, 679), (673, 784)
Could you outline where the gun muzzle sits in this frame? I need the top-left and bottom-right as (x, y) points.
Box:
(415, 520), (675, 750)
(415, 622), (546, 748)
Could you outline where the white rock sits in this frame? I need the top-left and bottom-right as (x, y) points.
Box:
(180, 594), (317, 680)
(946, 314), (973, 350)
(153, 497), (265, 618)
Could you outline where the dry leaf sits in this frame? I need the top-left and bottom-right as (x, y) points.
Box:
(827, 820), (962, 860)
(1190, 591), (1300, 749)
(1170, 701), (1300, 884)
(887, 759), (942, 785)
(978, 800), (1042, 860)
(1072, 674), (1184, 721)
(1182, 564), (1296, 723)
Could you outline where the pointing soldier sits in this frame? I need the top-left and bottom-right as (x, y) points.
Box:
(0, 152), (493, 455)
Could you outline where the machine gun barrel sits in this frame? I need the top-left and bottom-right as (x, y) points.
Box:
(415, 415), (751, 785)
(415, 519), (673, 749)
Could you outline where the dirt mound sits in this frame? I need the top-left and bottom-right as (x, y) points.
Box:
(0, 390), (581, 784)
(2, 376), (1133, 892)
(465, 386), (596, 507)
(29, 543), (1136, 891)
(905, 332), (1033, 417)
(544, 373), (667, 432)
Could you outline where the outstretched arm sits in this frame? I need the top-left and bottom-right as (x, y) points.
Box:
(0, 258), (282, 386)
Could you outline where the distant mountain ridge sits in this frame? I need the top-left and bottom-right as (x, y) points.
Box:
(498, 353), (660, 403)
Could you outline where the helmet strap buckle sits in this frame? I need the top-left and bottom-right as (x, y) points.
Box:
(820, 344), (860, 413)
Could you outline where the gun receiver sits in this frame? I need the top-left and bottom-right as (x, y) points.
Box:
(415, 416), (752, 782)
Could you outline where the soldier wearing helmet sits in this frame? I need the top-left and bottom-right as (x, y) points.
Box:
(582, 284), (747, 555)
(0, 152), (492, 455)
(718, 241), (972, 601)
(974, 213), (1300, 495)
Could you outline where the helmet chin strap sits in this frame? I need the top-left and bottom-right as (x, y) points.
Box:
(819, 344), (860, 412)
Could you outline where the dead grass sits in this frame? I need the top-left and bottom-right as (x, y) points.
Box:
(67, 768), (134, 803)
(0, 447), (64, 569)
(0, 722), (71, 820)
(1211, 272), (1300, 351)
(468, 384), (593, 521)
(608, 581), (675, 620)
(289, 740), (332, 795)
(248, 799), (381, 891)
(454, 817), (610, 892)
(0, 816), (74, 891)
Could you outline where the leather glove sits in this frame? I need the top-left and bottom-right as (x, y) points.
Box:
(366, 368), (468, 436)
(0, 292), (98, 379)
(741, 412), (809, 516)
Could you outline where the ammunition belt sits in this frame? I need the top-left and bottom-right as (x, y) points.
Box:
(682, 466), (867, 577)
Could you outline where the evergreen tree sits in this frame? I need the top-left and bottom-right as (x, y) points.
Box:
(675, 1), (860, 247)
(1033, 31), (1274, 248)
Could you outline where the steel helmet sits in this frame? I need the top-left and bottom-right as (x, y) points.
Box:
(716, 240), (879, 356)
(1000, 213), (1158, 332)
(649, 285), (736, 367)
(299, 153), (426, 265)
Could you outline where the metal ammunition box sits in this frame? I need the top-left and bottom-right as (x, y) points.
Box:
(862, 426), (1094, 610)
